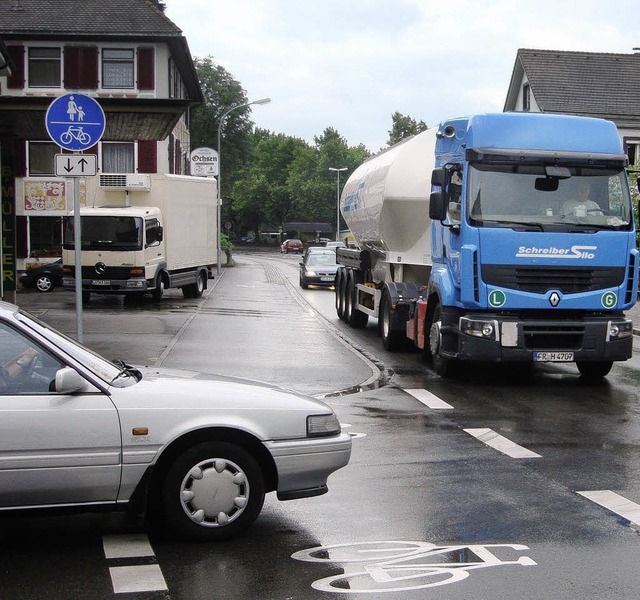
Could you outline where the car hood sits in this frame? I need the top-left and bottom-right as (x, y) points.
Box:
(107, 367), (338, 441)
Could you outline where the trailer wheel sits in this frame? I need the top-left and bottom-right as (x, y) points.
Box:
(346, 273), (368, 329)
(427, 303), (456, 377)
(335, 270), (344, 319)
(380, 290), (403, 351)
(338, 271), (348, 322)
(576, 361), (613, 379)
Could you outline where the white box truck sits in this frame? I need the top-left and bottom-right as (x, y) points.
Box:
(62, 174), (218, 302)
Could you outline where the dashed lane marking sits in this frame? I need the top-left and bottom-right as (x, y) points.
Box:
(464, 428), (542, 459)
(405, 388), (454, 409)
(577, 490), (640, 526)
(103, 534), (155, 559)
(109, 564), (168, 594)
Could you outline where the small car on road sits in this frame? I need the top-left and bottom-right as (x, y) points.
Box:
(299, 250), (339, 289)
(281, 239), (304, 254)
(19, 259), (63, 293)
(0, 300), (351, 541)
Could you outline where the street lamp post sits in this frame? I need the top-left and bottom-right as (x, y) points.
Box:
(329, 167), (347, 242)
(216, 97), (271, 274)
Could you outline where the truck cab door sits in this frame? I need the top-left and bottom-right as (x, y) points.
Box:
(145, 218), (165, 275)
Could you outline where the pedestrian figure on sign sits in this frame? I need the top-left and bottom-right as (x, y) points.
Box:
(77, 106), (85, 121)
(67, 96), (78, 121)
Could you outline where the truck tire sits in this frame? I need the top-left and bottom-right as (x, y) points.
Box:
(380, 290), (404, 351)
(335, 269), (344, 318)
(576, 360), (613, 379)
(183, 271), (205, 299)
(152, 274), (164, 302)
(346, 273), (368, 329)
(338, 271), (348, 322)
(159, 441), (265, 541)
(426, 302), (457, 377)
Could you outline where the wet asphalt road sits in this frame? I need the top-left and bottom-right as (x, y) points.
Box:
(3, 249), (640, 599)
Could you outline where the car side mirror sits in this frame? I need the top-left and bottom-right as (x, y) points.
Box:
(54, 367), (91, 394)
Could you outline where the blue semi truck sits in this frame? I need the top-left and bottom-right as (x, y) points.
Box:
(335, 112), (638, 378)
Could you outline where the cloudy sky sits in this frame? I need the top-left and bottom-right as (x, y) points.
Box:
(165, 0), (640, 152)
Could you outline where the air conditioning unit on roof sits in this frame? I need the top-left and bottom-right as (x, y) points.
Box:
(99, 174), (151, 191)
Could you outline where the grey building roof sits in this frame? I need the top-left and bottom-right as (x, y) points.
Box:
(504, 48), (640, 125)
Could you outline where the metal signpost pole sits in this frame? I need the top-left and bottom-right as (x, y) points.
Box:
(329, 167), (347, 241)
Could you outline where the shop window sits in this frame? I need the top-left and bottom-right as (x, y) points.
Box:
(102, 142), (135, 173)
(28, 47), (61, 87)
(29, 216), (62, 258)
(28, 142), (59, 176)
(102, 48), (134, 88)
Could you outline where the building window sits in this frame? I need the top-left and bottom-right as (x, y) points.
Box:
(29, 216), (62, 258)
(102, 142), (135, 173)
(102, 49), (135, 88)
(28, 142), (59, 176)
(626, 140), (640, 168)
(28, 47), (61, 87)
(522, 83), (531, 112)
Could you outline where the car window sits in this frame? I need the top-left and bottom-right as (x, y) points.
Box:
(0, 322), (65, 394)
(307, 254), (337, 266)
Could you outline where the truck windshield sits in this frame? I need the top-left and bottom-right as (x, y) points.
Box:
(467, 164), (633, 231)
(63, 216), (144, 251)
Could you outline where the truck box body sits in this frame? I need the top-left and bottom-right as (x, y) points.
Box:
(62, 174), (217, 301)
(336, 112), (638, 378)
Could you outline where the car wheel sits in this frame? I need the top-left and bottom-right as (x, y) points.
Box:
(35, 275), (54, 293)
(160, 441), (265, 541)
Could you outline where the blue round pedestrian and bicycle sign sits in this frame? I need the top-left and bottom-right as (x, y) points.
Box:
(45, 93), (106, 151)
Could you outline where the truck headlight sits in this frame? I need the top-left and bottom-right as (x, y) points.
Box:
(460, 317), (499, 341)
(607, 320), (633, 340)
(307, 413), (341, 437)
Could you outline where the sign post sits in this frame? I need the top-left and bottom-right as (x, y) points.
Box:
(46, 93), (105, 342)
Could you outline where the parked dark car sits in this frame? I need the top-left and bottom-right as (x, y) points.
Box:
(19, 259), (63, 293)
(281, 239), (304, 254)
(299, 250), (339, 289)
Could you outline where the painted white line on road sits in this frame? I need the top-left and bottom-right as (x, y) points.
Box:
(577, 490), (640, 526)
(109, 565), (168, 594)
(405, 388), (454, 409)
(103, 534), (155, 559)
(464, 428), (542, 458)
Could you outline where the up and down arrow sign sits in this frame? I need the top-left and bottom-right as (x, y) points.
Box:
(55, 154), (97, 177)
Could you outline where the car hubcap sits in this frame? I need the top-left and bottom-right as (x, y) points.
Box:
(36, 277), (52, 292)
(179, 458), (249, 527)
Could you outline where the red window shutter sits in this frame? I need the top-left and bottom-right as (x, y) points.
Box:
(137, 141), (157, 173)
(64, 47), (98, 89)
(12, 141), (26, 177)
(137, 47), (155, 90)
(7, 46), (25, 89)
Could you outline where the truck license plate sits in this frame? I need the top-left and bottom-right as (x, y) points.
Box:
(91, 279), (110, 286)
(533, 351), (574, 362)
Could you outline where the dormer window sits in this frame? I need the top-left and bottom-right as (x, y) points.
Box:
(102, 48), (134, 88)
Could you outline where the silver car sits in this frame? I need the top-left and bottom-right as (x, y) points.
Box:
(0, 300), (351, 541)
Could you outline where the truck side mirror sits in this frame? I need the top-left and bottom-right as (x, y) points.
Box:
(429, 191), (446, 221)
(431, 168), (446, 187)
(157, 226), (163, 242)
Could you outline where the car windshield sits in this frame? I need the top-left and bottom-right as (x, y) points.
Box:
(15, 310), (129, 386)
(466, 164), (633, 231)
(306, 253), (337, 267)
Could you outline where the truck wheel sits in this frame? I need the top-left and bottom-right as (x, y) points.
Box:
(576, 361), (613, 379)
(182, 271), (205, 299)
(346, 274), (368, 329)
(427, 303), (457, 377)
(335, 270), (345, 319)
(159, 441), (265, 541)
(152, 275), (164, 302)
(380, 290), (403, 351)
(338, 272), (349, 322)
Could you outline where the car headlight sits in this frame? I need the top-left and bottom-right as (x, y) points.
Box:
(305, 270), (317, 276)
(307, 413), (341, 437)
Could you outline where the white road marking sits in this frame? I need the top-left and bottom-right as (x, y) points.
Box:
(577, 490), (640, 526)
(464, 428), (542, 458)
(405, 388), (454, 409)
(109, 565), (168, 594)
(102, 533), (155, 559)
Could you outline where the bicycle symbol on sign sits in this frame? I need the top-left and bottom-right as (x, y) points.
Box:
(60, 126), (91, 146)
(292, 540), (536, 593)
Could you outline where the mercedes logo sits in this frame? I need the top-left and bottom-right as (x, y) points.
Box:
(94, 262), (107, 275)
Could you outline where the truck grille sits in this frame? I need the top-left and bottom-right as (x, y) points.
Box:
(482, 265), (624, 294)
(522, 323), (584, 350)
(68, 266), (139, 279)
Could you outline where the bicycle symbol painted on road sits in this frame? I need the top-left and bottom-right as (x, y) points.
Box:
(60, 126), (91, 146)
(292, 540), (536, 593)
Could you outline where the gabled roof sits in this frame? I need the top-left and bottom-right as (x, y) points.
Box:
(0, 0), (180, 37)
(504, 48), (640, 123)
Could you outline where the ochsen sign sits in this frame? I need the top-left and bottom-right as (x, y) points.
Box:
(190, 147), (218, 177)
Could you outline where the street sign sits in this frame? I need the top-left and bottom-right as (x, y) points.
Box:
(190, 147), (218, 177)
(45, 93), (106, 151)
(55, 154), (97, 177)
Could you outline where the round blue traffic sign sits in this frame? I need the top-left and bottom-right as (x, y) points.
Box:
(45, 93), (106, 151)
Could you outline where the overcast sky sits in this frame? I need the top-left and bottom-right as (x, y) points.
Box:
(164, 0), (640, 152)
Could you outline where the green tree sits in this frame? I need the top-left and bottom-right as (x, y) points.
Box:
(387, 111), (428, 146)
